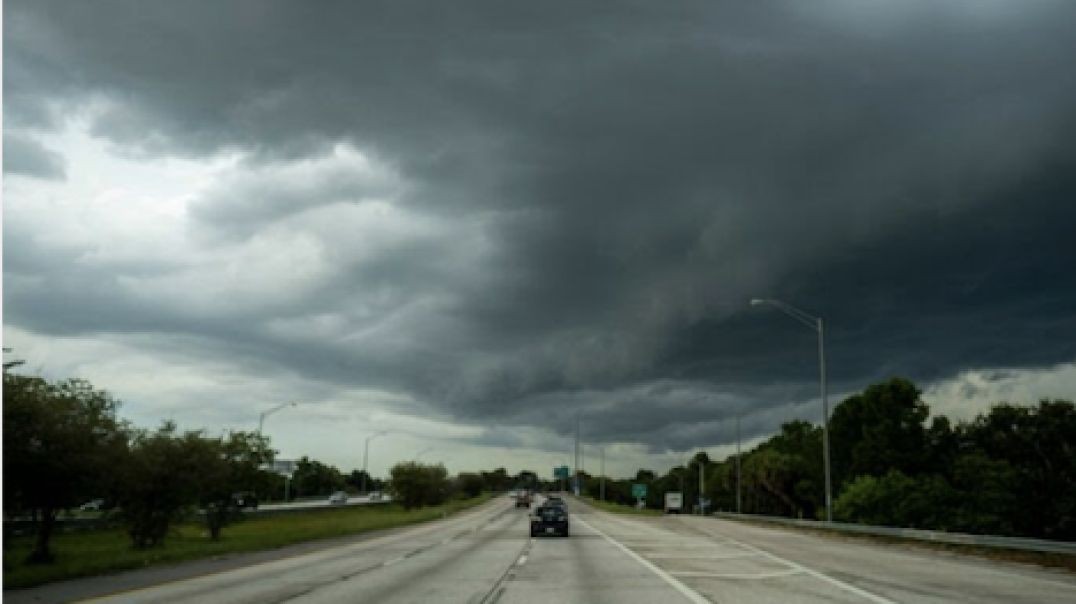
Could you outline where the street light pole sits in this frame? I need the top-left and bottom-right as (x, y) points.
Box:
(600, 446), (605, 501)
(362, 431), (387, 494)
(698, 454), (706, 515)
(750, 298), (833, 521)
(736, 414), (742, 514)
(257, 401), (298, 435)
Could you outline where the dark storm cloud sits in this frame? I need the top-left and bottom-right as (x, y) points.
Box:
(5, 0), (1076, 451)
(3, 132), (66, 179)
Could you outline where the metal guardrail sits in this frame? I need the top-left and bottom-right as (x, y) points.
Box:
(710, 512), (1076, 555)
(4, 498), (395, 535)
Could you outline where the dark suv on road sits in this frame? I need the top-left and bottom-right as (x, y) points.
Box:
(530, 500), (569, 537)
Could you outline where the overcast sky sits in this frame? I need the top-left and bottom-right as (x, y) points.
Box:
(4, 1), (1076, 478)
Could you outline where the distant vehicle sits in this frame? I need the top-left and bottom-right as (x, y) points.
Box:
(232, 492), (259, 509)
(329, 491), (349, 505)
(368, 491), (383, 501)
(78, 498), (105, 512)
(544, 495), (566, 508)
(664, 491), (683, 514)
(515, 491), (532, 508)
(531, 501), (570, 537)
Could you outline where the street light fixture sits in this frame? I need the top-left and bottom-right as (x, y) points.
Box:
(750, 297), (833, 522)
(362, 431), (387, 494)
(257, 401), (298, 435)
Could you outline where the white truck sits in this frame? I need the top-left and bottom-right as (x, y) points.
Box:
(664, 491), (683, 514)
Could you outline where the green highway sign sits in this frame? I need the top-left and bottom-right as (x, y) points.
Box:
(631, 483), (647, 499)
(554, 465), (571, 479)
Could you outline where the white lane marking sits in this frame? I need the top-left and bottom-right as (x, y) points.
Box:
(382, 556), (405, 567)
(575, 516), (709, 604)
(648, 552), (762, 560)
(671, 569), (804, 580)
(623, 542), (733, 549)
(516, 554), (528, 566)
(691, 524), (897, 604)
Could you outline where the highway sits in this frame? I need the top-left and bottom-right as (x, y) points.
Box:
(10, 495), (1075, 603)
(256, 494), (392, 512)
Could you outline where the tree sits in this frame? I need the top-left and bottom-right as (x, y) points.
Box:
(829, 377), (930, 491)
(346, 470), (382, 493)
(116, 423), (211, 549)
(291, 457), (346, 497)
(389, 462), (450, 509)
(833, 470), (958, 529)
(3, 375), (128, 563)
(197, 431), (275, 540)
(456, 472), (485, 498)
(959, 400), (1076, 539)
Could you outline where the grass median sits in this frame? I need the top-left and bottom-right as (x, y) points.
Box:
(578, 496), (663, 516)
(4, 494), (493, 590)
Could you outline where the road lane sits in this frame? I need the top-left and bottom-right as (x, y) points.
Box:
(572, 498), (1076, 604)
(16, 494), (1071, 603)
(75, 496), (703, 604)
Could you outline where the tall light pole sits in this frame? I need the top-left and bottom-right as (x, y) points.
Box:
(736, 415), (742, 514)
(750, 298), (832, 521)
(599, 446), (606, 501)
(698, 454), (706, 515)
(362, 431), (387, 494)
(573, 414), (581, 496)
(257, 401), (298, 435)
(414, 446), (434, 460)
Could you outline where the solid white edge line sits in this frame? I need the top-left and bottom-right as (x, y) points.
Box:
(575, 516), (709, 604)
(693, 523), (897, 604)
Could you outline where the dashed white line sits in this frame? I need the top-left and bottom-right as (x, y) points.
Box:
(516, 554), (528, 567)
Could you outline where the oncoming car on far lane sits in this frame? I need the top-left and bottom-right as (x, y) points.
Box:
(530, 498), (569, 537)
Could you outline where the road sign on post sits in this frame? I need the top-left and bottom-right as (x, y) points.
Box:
(554, 466), (570, 479)
(632, 483), (648, 509)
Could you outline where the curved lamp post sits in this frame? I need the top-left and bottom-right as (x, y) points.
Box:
(257, 401), (298, 435)
(362, 431), (387, 494)
(750, 298), (833, 522)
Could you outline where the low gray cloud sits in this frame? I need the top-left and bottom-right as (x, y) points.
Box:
(3, 132), (66, 179)
(4, 1), (1075, 455)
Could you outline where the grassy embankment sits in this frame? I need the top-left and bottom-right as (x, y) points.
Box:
(579, 496), (662, 516)
(4, 494), (493, 590)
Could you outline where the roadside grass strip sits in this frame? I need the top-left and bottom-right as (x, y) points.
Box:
(3, 494), (493, 590)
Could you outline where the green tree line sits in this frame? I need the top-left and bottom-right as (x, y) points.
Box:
(2, 372), (492, 565)
(583, 378), (1075, 541)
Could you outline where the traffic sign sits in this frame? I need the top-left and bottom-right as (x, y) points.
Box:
(631, 483), (647, 499)
(554, 466), (570, 479)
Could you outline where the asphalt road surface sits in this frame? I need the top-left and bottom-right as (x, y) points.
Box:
(10, 495), (1075, 603)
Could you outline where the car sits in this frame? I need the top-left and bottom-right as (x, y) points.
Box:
(530, 501), (569, 537)
(78, 498), (105, 512)
(368, 491), (383, 501)
(329, 491), (349, 505)
(515, 490), (532, 508)
(232, 492), (259, 509)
